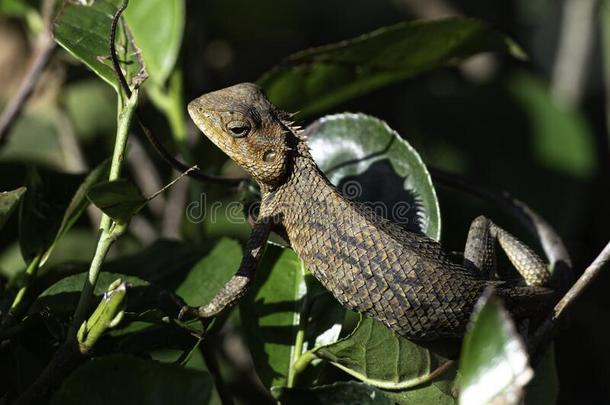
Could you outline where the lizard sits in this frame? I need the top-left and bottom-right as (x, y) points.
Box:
(180, 82), (557, 340)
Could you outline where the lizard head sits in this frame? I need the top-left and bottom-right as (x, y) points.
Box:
(188, 83), (297, 187)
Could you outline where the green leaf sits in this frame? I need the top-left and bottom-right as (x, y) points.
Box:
(240, 244), (345, 388)
(19, 168), (85, 264)
(53, 0), (145, 92)
(41, 160), (110, 265)
(381, 364), (457, 405)
(63, 80), (117, 142)
(258, 17), (525, 117)
(524, 345), (558, 405)
(273, 381), (393, 405)
(0, 187), (25, 231)
(31, 271), (149, 316)
(306, 113), (441, 240)
(87, 179), (147, 224)
(508, 73), (596, 179)
(175, 238), (242, 306)
(50, 355), (213, 405)
(124, 0), (184, 85)
(0, 113), (63, 168)
(313, 316), (448, 390)
(458, 289), (532, 405)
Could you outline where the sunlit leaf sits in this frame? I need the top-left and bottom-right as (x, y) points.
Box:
(175, 238), (242, 306)
(124, 0), (184, 85)
(273, 381), (393, 405)
(458, 289), (532, 405)
(53, 0), (145, 92)
(307, 113), (440, 240)
(313, 316), (449, 390)
(240, 245), (345, 389)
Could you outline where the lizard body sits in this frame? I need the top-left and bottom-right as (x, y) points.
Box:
(184, 83), (555, 340)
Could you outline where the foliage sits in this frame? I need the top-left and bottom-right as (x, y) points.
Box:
(0, 0), (595, 404)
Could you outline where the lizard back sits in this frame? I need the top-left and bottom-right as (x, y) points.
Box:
(268, 146), (553, 340)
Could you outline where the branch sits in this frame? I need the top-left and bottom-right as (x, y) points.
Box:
(0, 1), (56, 148)
(529, 240), (610, 355)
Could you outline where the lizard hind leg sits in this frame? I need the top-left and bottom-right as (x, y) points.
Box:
(464, 215), (497, 279)
(465, 215), (551, 287)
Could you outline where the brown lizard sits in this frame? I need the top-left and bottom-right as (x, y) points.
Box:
(180, 83), (556, 340)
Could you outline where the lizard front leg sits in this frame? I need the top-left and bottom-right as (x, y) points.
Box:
(179, 221), (271, 319)
(464, 215), (550, 286)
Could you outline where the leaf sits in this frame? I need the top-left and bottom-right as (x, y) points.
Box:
(313, 316), (447, 390)
(508, 73), (596, 179)
(50, 355), (213, 405)
(306, 113), (441, 241)
(523, 344), (558, 405)
(35, 271), (148, 304)
(458, 289), (532, 405)
(175, 238), (242, 306)
(19, 168), (85, 264)
(381, 364), (458, 405)
(240, 244), (345, 388)
(41, 160), (110, 265)
(63, 80), (117, 142)
(105, 239), (207, 283)
(0, 113), (63, 168)
(273, 381), (393, 405)
(258, 17), (525, 117)
(124, 0), (184, 85)
(53, 0), (145, 92)
(30, 271), (150, 321)
(87, 179), (147, 224)
(0, 187), (25, 231)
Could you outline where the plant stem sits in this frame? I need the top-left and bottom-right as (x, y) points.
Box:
(68, 90), (138, 338)
(287, 260), (309, 388)
(2, 254), (42, 325)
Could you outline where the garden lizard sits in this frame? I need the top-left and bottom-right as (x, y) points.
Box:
(181, 83), (556, 340)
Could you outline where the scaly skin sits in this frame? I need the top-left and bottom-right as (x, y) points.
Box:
(185, 83), (554, 340)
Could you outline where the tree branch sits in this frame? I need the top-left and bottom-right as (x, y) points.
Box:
(0, 3), (56, 147)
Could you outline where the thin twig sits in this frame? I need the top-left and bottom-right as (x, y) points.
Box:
(530, 240), (610, 356)
(0, 16), (56, 147)
(551, 241), (610, 319)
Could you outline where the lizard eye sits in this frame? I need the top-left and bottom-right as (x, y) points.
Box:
(227, 120), (251, 138)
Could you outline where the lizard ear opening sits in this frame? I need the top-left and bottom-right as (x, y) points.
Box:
(263, 150), (277, 162)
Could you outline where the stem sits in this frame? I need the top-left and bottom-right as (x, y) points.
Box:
(2, 254), (42, 325)
(68, 90), (138, 337)
(530, 240), (610, 355)
(290, 351), (317, 380)
(287, 260), (309, 388)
